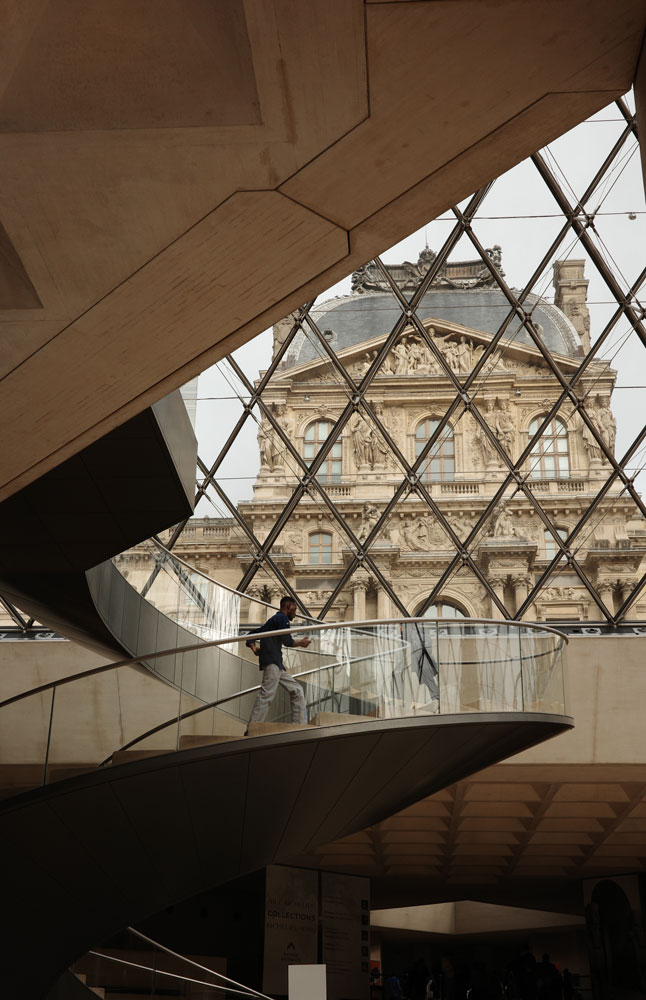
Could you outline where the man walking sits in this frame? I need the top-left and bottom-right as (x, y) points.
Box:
(245, 596), (311, 730)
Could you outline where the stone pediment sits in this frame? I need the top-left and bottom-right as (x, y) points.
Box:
(269, 316), (586, 385)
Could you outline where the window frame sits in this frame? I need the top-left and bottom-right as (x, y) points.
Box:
(544, 526), (568, 561)
(303, 419), (342, 483)
(308, 531), (333, 564)
(415, 417), (455, 482)
(528, 415), (570, 480)
(416, 600), (468, 620)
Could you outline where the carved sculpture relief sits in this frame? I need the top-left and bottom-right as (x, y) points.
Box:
(350, 246), (504, 294)
(357, 502), (380, 542)
(541, 586), (577, 601)
(285, 530), (303, 556)
(449, 512), (475, 538)
(488, 504), (520, 539)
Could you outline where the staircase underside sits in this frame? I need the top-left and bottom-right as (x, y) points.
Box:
(0, 711), (572, 998)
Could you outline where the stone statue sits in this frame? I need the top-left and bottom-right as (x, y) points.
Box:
(357, 350), (377, 376)
(455, 336), (473, 373)
(351, 416), (373, 468)
(258, 421), (280, 470)
(581, 407), (603, 462)
(490, 504), (517, 538)
(392, 340), (410, 374)
(358, 503), (379, 542)
(568, 300), (591, 344)
(494, 398), (515, 453)
(272, 310), (300, 358)
(444, 338), (460, 372)
(350, 264), (372, 294)
(408, 337), (424, 371)
(371, 426), (390, 468)
(594, 395), (616, 454)
(475, 400), (499, 467)
(486, 244), (503, 270)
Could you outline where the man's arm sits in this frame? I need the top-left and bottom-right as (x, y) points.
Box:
(245, 618), (273, 655)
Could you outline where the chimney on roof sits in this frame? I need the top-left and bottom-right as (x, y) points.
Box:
(553, 260), (590, 352)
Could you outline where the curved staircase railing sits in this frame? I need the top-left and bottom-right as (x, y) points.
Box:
(86, 538), (386, 725)
(0, 616), (568, 799)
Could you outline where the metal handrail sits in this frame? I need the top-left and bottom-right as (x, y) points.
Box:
(0, 616), (567, 712)
(86, 952), (257, 999)
(99, 644), (393, 765)
(126, 926), (272, 1000)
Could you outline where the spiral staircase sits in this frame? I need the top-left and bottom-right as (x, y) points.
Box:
(0, 392), (573, 999)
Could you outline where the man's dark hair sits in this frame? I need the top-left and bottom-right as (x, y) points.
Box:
(279, 596), (297, 610)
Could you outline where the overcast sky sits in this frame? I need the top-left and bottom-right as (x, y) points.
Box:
(193, 93), (646, 518)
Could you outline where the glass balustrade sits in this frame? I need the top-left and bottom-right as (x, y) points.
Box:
(0, 611), (567, 801)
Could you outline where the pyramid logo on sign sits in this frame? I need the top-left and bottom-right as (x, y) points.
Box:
(287, 942), (297, 951)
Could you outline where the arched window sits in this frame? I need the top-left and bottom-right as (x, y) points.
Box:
(529, 416), (569, 479)
(544, 527), (568, 561)
(418, 600), (467, 619)
(415, 418), (454, 482)
(304, 420), (342, 482)
(309, 532), (333, 564)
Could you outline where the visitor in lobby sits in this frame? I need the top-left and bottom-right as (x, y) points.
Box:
(245, 596), (311, 731)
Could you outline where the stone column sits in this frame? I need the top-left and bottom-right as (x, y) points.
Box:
(269, 586), (282, 606)
(489, 577), (506, 617)
(596, 580), (614, 616)
(246, 585), (263, 624)
(512, 574), (531, 620)
(351, 578), (369, 621)
(377, 587), (391, 620)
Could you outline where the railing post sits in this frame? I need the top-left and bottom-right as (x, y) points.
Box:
(43, 685), (56, 786)
(518, 627), (525, 712)
(436, 620), (440, 714)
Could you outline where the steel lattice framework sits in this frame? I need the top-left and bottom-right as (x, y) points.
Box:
(3, 98), (645, 633)
(179, 97), (645, 628)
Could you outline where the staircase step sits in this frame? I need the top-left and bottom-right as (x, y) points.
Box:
(309, 711), (373, 727)
(246, 721), (313, 737)
(74, 973), (104, 997)
(178, 734), (240, 750)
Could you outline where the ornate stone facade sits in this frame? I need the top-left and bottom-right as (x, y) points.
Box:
(160, 253), (645, 624)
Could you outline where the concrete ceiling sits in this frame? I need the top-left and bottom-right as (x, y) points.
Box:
(1, 0), (645, 501)
(297, 762), (646, 912)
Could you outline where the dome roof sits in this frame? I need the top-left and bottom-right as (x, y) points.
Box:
(282, 251), (582, 368)
(285, 287), (581, 367)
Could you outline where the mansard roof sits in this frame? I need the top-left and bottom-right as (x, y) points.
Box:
(283, 250), (582, 367)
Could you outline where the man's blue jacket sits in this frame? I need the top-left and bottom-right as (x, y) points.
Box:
(246, 611), (294, 670)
